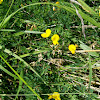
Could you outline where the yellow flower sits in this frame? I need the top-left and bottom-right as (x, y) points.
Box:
(48, 95), (53, 99)
(41, 29), (51, 38)
(48, 92), (61, 100)
(0, 0), (3, 4)
(68, 44), (76, 54)
(99, 6), (100, 16)
(51, 34), (60, 45)
(56, 1), (60, 8)
(56, 2), (59, 4)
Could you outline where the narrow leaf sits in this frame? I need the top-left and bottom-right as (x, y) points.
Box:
(77, 0), (97, 15)
(79, 41), (99, 57)
(88, 54), (92, 91)
(15, 69), (23, 100)
(0, 65), (18, 79)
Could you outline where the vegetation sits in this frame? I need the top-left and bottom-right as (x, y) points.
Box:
(0, 0), (100, 100)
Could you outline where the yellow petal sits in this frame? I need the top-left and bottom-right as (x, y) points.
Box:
(46, 29), (51, 35)
(68, 44), (76, 51)
(48, 92), (61, 100)
(52, 92), (60, 98)
(53, 41), (59, 45)
(68, 44), (76, 54)
(0, 0), (3, 4)
(51, 34), (60, 42)
(46, 32), (51, 37)
(48, 95), (53, 99)
(55, 97), (61, 100)
(71, 50), (75, 54)
(41, 29), (51, 38)
(41, 33), (47, 38)
(56, 2), (59, 4)
(99, 6), (100, 16)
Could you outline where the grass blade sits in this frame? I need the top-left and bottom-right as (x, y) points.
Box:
(0, 45), (47, 85)
(0, 65), (18, 79)
(19, 50), (49, 58)
(88, 54), (92, 91)
(77, 0), (97, 15)
(79, 41), (99, 57)
(0, 0), (14, 28)
(79, 9), (100, 28)
(15, 69), (23, 100)
(0, 55), (43, 100)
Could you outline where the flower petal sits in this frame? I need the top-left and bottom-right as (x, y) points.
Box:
(68, 44), (76, 51)
(0, 0), (3, 4)
(48, 92), (61, 100)
(56, 2), (59, 4)
(53, 41), (59, 45)
(68, 44), (76, 54)
(48, 95), (53, 99)
(41, 33), (47, 38)
(51, 34), (60, 42)
(71, 50), (75, 54)
(46, 29), (51, 35)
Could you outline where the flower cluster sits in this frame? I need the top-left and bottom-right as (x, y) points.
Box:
(41, 29), (78, 54)
(0, 0), (3, 4)
(41, 29), (60, 45)
(48, 92), (61, 100)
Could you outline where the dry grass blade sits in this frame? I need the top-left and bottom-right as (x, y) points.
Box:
(63, 76), (100, 93)
(76, 50), (100, 53)
(71, 3), (86, 38)
(70, 0), (82, 6)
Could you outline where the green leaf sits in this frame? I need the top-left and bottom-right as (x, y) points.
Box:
(0, 65), (18, 79)
(79, 41), (99, 57)
(15, 69), (23, 100)
(0, 15), (12, 28)
(77, 0), (97, 15)
(88, 54), (92, 91)
(19, 50), (49, 58)
(78, 9), (100, 28)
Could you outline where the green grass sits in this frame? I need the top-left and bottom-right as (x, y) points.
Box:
(0, 0), (100, 100)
